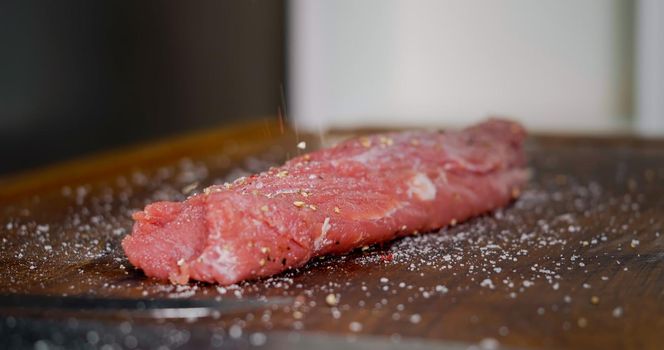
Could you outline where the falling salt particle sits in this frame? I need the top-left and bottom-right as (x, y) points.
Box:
(435, 285), (448, 293)
(124, 335), (138, 349)
(498, 326), (509, 336)
(249, 332), (267, 346)
(612, 307), (623, 318)
(409, 314), (421, 324)
(86, 331), (100, 345)
(229, 324), (242, 339)
(119, 322), (132, 335)
(380, 277), (389, 284)
(630, 239), (639, 248)
(537, 307), (545, 315)
(583, 283), (591, 289)
(349, 321), (363, 332)
(181, 182), (198, 194)
(493, 267), (502, 273)
(297, 141), (307, 150)
(590, 296), (600, 305)
(552, 283), (559, 290)
(564, 295), (572, 303)
(577, 317), (588, 328)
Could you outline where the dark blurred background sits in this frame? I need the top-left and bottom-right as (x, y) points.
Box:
(0, 1), (285, 175)
(3, 1), (663, 176)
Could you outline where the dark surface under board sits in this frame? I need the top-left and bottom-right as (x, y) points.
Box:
(1, 121), (663, 350)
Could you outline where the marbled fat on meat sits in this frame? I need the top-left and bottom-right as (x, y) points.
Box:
(122, 119), (528, 285)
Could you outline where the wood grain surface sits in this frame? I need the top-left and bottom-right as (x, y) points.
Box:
(1, 120), (663, 350)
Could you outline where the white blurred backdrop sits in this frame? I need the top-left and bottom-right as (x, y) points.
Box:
(288, 0), (664, 135)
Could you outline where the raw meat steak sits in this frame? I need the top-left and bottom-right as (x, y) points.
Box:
(122, 119), (528, 285)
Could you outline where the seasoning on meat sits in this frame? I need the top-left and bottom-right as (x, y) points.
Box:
(122, 119), (528, 285)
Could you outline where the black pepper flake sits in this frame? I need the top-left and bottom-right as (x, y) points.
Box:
(281, 258), (287, 265)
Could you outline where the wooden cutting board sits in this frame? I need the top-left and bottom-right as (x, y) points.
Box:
(1, 119), (663, 350)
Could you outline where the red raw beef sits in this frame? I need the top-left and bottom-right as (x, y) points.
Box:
(122, 119), (527, 285)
